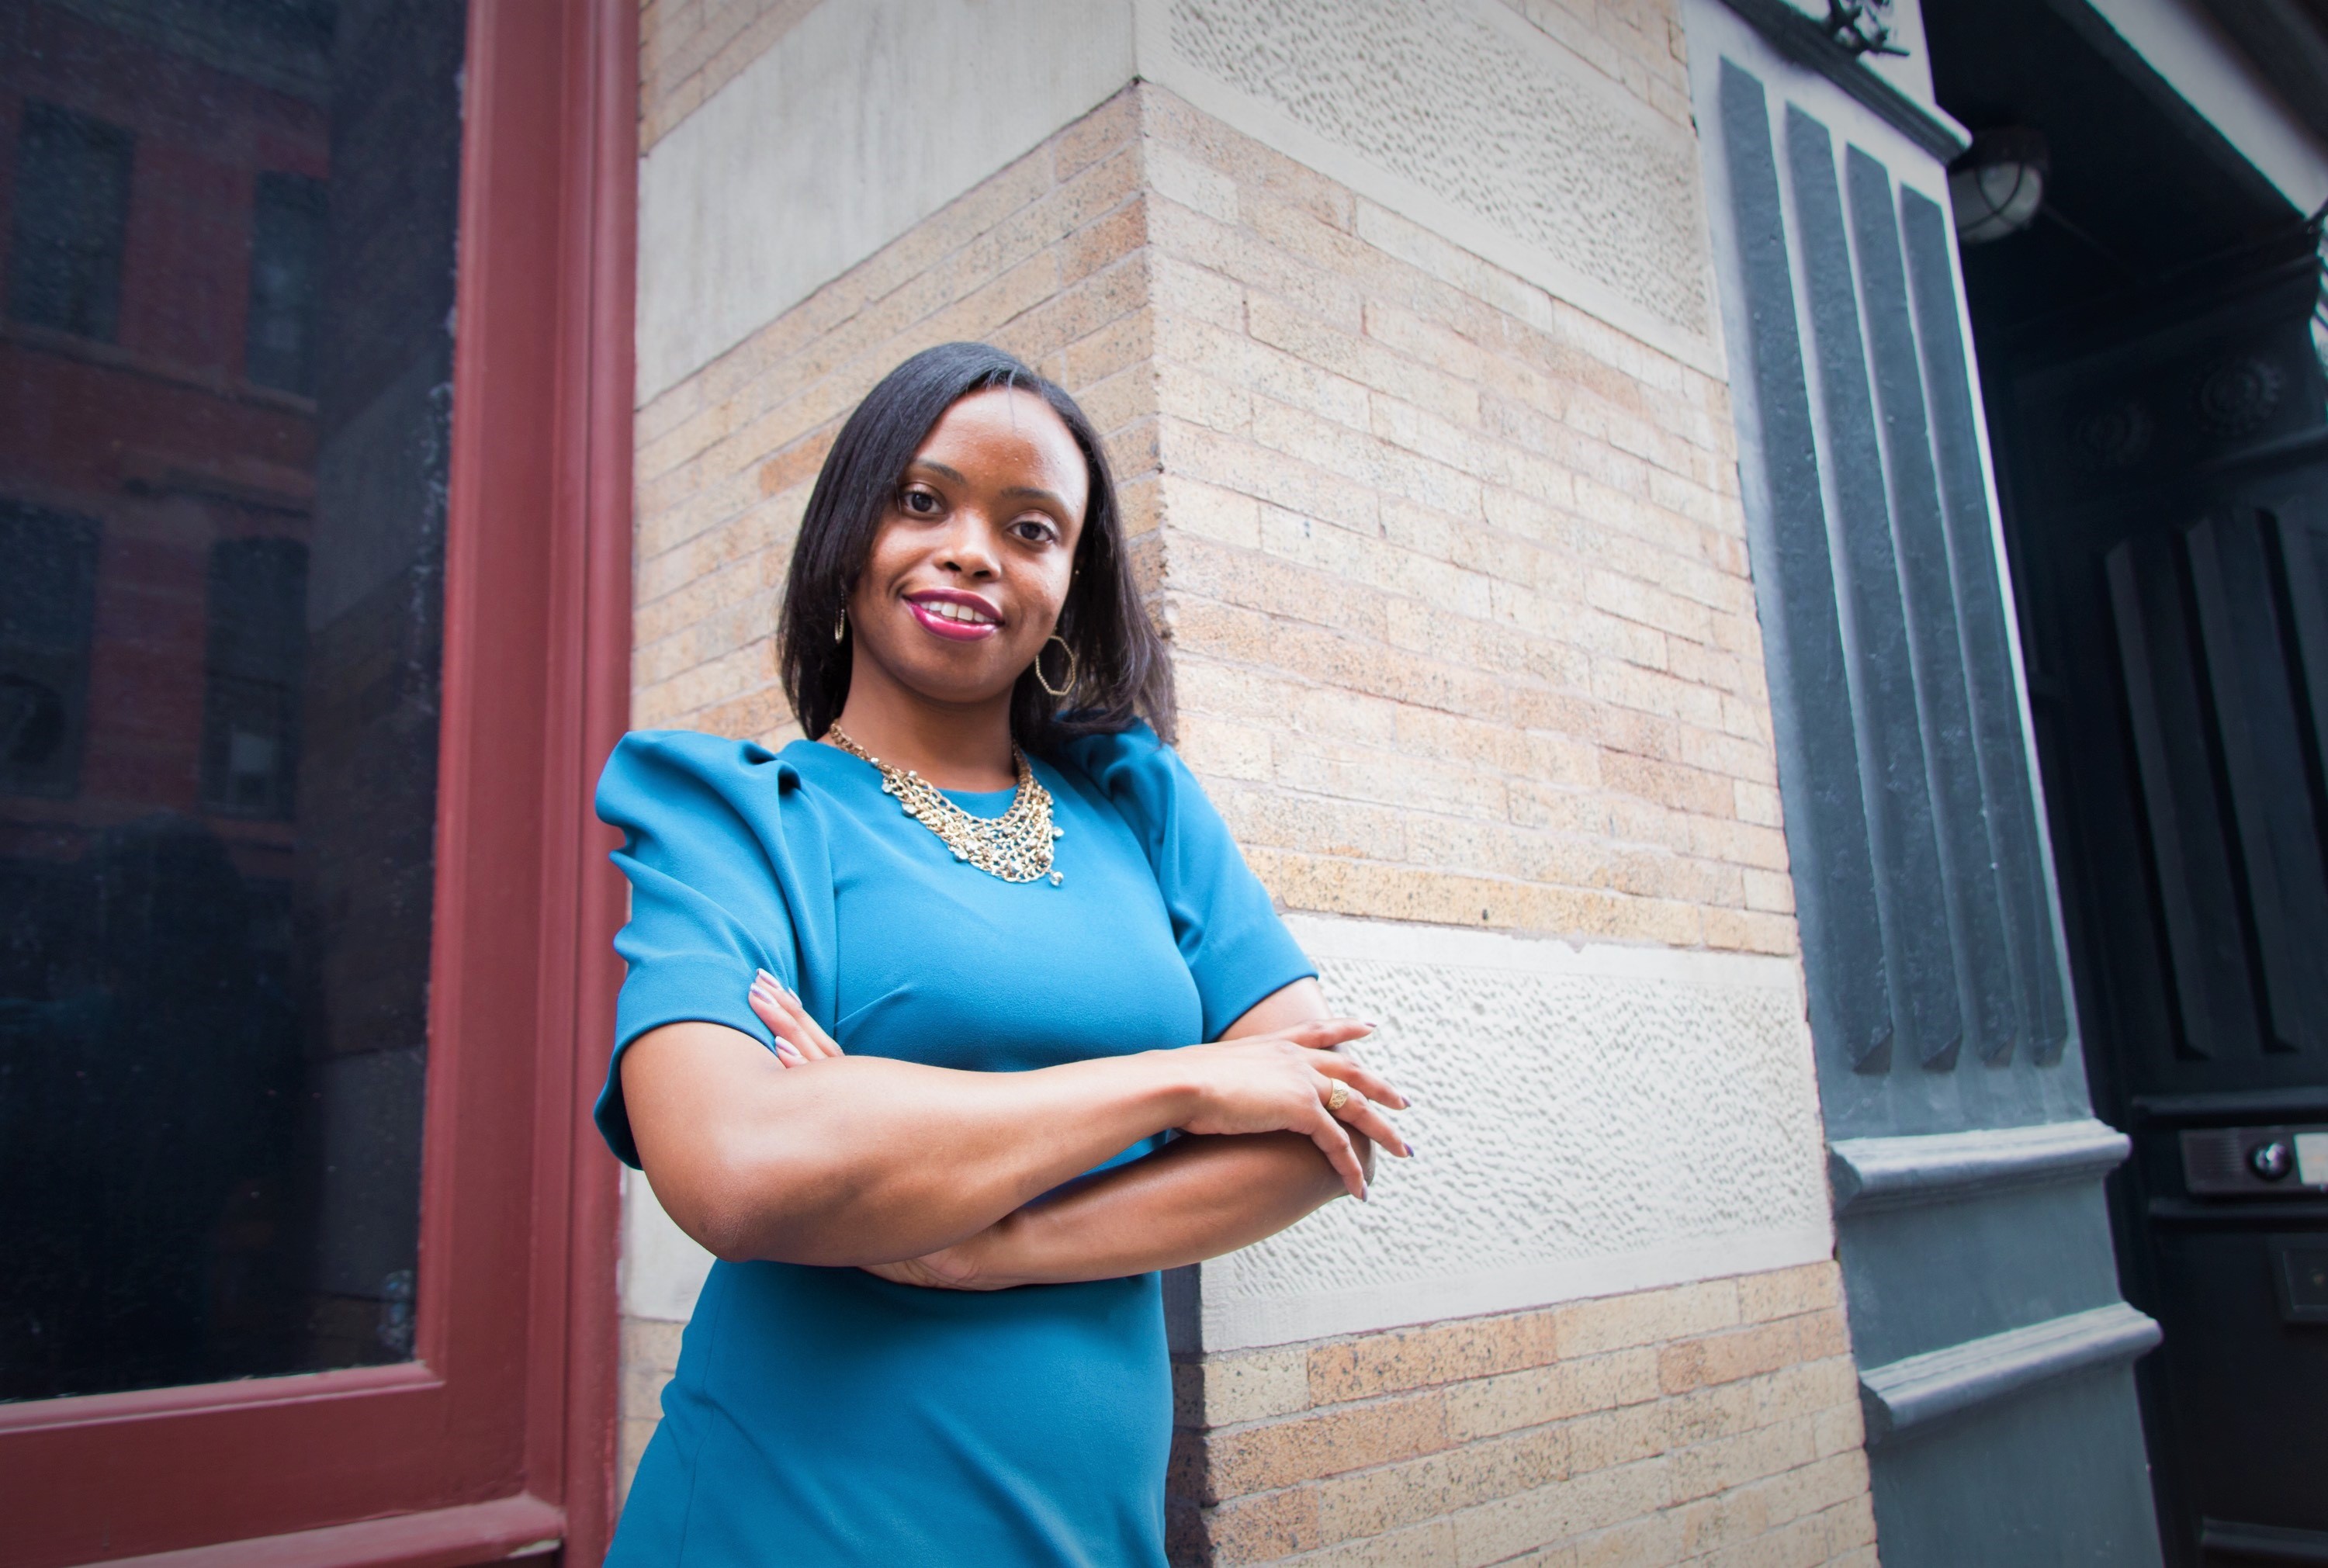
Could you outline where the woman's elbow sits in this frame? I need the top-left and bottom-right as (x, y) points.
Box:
(647, 1138), (805, 1262)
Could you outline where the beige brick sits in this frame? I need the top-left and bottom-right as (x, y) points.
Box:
(1659, 1314), (1847, 1397)
(1292, 1516), (1463, 1568)
(1667, 1416), (1820, 1506)
(1449, 1458), (1670, 1566)
(1557, 1400), (1673, 1478)
(1566, 1508), (1687, 1568)
(1201, 1486), (1325, 1564)
(1562, 1281), (1745, 1359)
(1180, 1345), (1315, 1428)
(1315, 1423), (1567, 1542)
(1737, 1263), (1841, 1324)
(1444, 1348), (1661, 1444)
(1194, 1391), (1453, 1503)
(1308, 1310), (1561, 1405)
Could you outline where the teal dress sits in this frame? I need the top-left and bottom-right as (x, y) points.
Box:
(594, 723), (1314, 1566)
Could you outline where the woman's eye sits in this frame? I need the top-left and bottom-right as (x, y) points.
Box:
(1011, 517), (1058, 543)
(901, 488), (941, 515)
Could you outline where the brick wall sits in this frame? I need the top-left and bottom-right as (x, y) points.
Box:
(1136, 86), (1794, 957)
(1172, 1263), (1872, 1566)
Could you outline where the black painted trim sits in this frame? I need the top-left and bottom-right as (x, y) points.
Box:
(2199, 1519), (2328, 1566)
(2137, 1085), (2328, 1124)
(1712, 0), (1969, 161)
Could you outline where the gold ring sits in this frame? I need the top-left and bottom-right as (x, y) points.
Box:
(1326, 1082), (1350, 1113)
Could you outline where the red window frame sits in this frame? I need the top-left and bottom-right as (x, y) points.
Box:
(0, 2), (636, 1561)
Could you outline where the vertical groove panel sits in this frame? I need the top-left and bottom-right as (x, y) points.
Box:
(2105, 538), (2251, 1057)
(2184, 516), (2328, 1054)
(1897, 189), (2069, 1063)
(1900, 183), (2067, 1061)
(2274, 512), (2328, 798)
(1785, 106), (1963, 1069)
(1845, 147), (2017, 1065)
(1717, 61), (1894, 1071)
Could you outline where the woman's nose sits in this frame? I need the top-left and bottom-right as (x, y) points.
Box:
(934, 514), (1003, 578)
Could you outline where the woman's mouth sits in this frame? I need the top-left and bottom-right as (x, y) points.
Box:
(905, 592), (1002, 642)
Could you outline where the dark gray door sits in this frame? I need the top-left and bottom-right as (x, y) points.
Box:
(1684, 3), (2164, 1562)
(1995, 242), (2328, 1566)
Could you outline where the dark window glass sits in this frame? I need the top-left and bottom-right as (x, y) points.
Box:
(245, 172), (326, 394)
(5, 102), (133, 341)
(0, 0), (466, 1404)
(201, 538), (307, 818)
(0, 504), (101, 798)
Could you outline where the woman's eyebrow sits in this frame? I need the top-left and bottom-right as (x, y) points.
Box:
(907, 460), (1066, 511)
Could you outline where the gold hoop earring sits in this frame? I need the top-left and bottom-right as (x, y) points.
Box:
(833, 605), (847, 644)
(1036, 633), (1077, 698)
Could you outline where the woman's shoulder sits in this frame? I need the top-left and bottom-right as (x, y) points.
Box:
(1053, 718), (1171, 793)
(596, 729), (818, 829)
(1051, 721), (1211, 842)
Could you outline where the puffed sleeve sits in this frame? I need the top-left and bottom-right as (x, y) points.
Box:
(592, 730), (818, 1167)
(1059, 722), (1317, 1040)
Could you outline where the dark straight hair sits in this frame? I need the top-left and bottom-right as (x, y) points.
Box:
(778, 342), (1174, 753)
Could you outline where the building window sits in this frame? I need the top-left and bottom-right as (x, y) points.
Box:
(0, 3), (626, 1557)
(244, 172), (326, 395)
(200, 538), (308, 819)
(5, 102), (133, 342)
(0, 502), (99, 798)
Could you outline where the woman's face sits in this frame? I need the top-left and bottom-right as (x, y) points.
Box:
(847, 387), (1090, 713)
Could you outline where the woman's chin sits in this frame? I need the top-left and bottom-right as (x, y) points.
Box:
(882, 663), (1027, 714)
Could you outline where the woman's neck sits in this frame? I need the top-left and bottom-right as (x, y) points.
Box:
(827, 665), (1018, 791)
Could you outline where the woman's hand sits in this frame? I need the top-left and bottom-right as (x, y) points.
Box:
(1165, 1019), (1409, 1201)
(857, 1225), (1015, 1291)
(747, 971), (844, 1064)
(858, 1245), (995, 1290)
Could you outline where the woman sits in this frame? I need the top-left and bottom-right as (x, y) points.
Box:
(596, 342), (1410, 1565)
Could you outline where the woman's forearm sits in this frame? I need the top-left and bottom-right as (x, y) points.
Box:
(626, 977), (1398, 1272)
(955, 1131), (1360, 1286)
(623, 1023), (1202, 1267)
(926, 974), (1380, 1286)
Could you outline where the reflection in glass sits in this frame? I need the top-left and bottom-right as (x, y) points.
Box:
(0, 0), (468, 1402)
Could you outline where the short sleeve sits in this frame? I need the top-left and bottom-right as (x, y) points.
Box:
(592, 730), (805, 1167)
(1059, 722), (1316, 1040)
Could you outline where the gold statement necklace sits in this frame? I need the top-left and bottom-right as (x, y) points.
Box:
(824, 723), (1065, 886)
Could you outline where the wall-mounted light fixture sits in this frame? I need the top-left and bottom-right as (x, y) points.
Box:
(1949, 128), (2050, 245)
